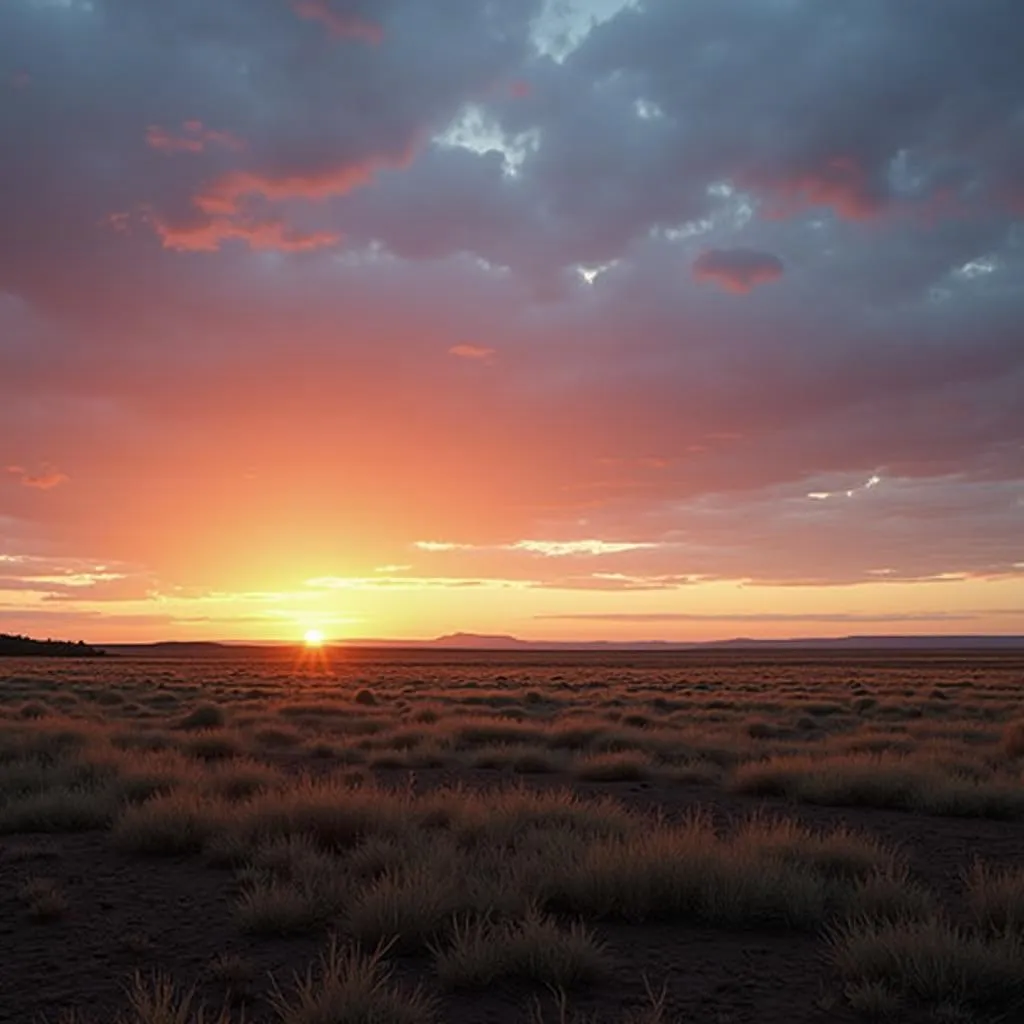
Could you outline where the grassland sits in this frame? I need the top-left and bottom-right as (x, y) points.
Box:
(0, 648), (1022, 1022)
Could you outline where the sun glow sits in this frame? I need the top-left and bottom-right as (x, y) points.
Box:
(303, 628), (325, 647)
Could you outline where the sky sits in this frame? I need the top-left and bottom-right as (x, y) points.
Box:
(1, 0), (1023, 643)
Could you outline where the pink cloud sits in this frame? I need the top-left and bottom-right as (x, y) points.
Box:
(449, 344), (495, 360)
(146, 121), (245, 155)
(147, 145), (414, 253)
(749, 156), (883, 220)
(195, 149), (412, 215)
(291, 0), (383, 44)
(6, 464), (69, 490)
(153, 214), (340, 253)
(692, 248), (785, 293)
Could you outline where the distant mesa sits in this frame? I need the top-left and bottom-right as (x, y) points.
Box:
(430, 632), (527, 648)
(0, 633), (107, 658)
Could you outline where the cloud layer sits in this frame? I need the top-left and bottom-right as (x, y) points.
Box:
(1, 0), (1022, 638)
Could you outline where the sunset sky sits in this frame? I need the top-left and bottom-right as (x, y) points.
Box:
(1, 0), (1022, 643)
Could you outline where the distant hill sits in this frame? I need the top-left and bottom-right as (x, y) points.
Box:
(99, 641), (256, 658)
(707, 635), (1024, 651)
(96, 632), (1024, 656)
(0, 633), (107, 657)
(429, 632), (531, 649)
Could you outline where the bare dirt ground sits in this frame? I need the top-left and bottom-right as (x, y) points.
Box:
(1, 649), (1022, 1024)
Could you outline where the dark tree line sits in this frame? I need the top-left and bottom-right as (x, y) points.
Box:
(0, 633), (106, 657)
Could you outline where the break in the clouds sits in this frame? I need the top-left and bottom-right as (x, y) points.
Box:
(1, 0), (1023, 639)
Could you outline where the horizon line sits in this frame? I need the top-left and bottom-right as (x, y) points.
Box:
(93, 631), (1024, 648)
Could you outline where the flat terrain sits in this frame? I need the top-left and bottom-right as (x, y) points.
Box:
(1, 649), (1023, 1023)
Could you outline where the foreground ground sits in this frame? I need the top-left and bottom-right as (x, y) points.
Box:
(1, 648), (1023, 1023)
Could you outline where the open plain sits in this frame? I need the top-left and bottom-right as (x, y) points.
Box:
(1, 648), (1023, 1024)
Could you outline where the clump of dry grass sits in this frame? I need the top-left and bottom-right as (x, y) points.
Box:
(844, 865), (937, 922)
(183, 733), (241, 761)
(543, 812), (888, 930)
(0, 786), (116, 834)
(450, 784), (636, 845)
(843, 980), (901, 1018)
(252, 726), (303, 749)
(236, 877), (337, 936)
(466, 745), (565, 774)
(745, 720), (779, 740)
(451, 717), (547, 749)
(572, 752), (651, 782)
(176, 704), (227, 731)
(122, 972), (235, 1024)
(229, 777), (413, 851)
(730, 752), (1024, 818)
(964, 860), (1024, 932)
(829, 914), (1024, 1011)
(16, 701), (51, 720)
(201, 759), (281, 802)
(269, 937), (436, 1024)
(111, 731), (176, 755)
(432, 910), (607, 989)
(344, 854), (477, 949)
(113, 791), (225, 855)
(205, 952), (256, 988)
(235, 834), (349, 935)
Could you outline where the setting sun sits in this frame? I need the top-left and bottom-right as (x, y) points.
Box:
(303, 628), (325, 647)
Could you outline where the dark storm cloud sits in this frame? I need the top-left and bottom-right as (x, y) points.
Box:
(1, 0), (1023, 592)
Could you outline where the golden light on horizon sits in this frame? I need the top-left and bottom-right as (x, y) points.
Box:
(303, 628), (325, 647)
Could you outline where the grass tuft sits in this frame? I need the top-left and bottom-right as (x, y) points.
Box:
(269, 937), (436, 1024)
(113, 791), (225, 855)
(964, 859), (1024, 932)
(572, 752), (651, 782)
(176, 705), (227, 731)
(123, 971), (234, 1024)
(236, 878), (335, 936)
(0, 786), (115, 834)
(829, 914), (1024, 1010)
(432, 910), (607, 989)
(844, 980), (901, 1018)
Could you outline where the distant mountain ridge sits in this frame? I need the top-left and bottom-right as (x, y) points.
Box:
(406, 632), (1024, 651)
(97, 632), (1024, 655)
